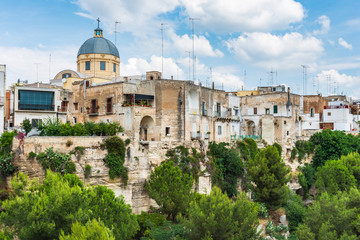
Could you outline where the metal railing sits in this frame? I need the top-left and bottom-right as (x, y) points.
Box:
(230, 135), (262, 141)
(19, 104), (54, 111)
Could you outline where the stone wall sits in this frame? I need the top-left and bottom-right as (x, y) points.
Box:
(9, 135), (211, 214)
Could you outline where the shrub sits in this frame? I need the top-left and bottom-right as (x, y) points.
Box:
(36, 147), (76, 174)
(135, 212), (166, 238)
(84, 165), (92, 179)
(124, 138), (131, 146)
(65, 140), (73, 147)
(21, 118), (32, 135)
(104, 153), (128, 184)
(28, 151), (37, 160)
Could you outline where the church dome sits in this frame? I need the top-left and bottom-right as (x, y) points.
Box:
(77, 27), (119, 58)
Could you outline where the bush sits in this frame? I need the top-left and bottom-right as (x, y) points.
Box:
(36, 147), (76, 174)
(59, 219), (115, 240)
(135, 212), (166, 238)
(38, 118), (123, 136)
(84, 165), (92, 179)
(21, 118), (32, 135)
(124, 138), (131, 146)
(28, 151), (37, 160)
(285, 189), (306, 232)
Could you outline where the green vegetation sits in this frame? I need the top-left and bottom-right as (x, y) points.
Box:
(104, 136), (128, 184)
(0, 131), (17, 177)
(285, 189), (306, 232)
(135, 212), (166, 239)
(165, 146), (203, 183)
(146, 161), (193, 220)
(295, 188), (360, 239)
(207, 142), (244, 197)
(84, 164), (92, 179)
(28, 151), (36, 160)
(0, 171), (138, 240)
(248, 146), (291, 210)
(182, 187), (259, 240)
(38, 118), (123, 136)
(315, 152), (360, 195)
(59, 219), (115, 240)
(21, 118), (32, 135)
(36, 147), (76, 174)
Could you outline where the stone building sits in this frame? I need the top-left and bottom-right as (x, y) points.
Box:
(238, 86), (301, 157)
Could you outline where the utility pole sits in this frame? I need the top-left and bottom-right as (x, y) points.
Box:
(189, 17), (199, 81)
(185, 51), (191, 80)
(161, 23), (167, 75)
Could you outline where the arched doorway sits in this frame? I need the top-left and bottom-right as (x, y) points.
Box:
(140, 116), (155, 141)
(246, 120), (256, 135)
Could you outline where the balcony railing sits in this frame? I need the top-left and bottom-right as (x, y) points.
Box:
(324, 105), (349, 109)
(19, 104), (54, 111)
(231, 135), (262, 141)
(191, 131), (201, 140)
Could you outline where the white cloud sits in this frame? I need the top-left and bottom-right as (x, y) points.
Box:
(338, 37), (353, 50)
(181, 0), (305, 32)
(317, 69), (360, 88)
(75, 0), (179, 36)
(0, 46), (76, 86)
(120, 55), (185, 79)
(226, 32), (324, 69)
(313, 15), (330, 35)
(168, 30), (223, 57)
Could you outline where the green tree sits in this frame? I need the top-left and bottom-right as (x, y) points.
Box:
(208, 142), (244, 197)
(310, 130), (360, 168)
(146, 161), (193, 220)
(295, 188), (360, 239)
(285, 189), (306, 232)
(21, 118), (33, 135)
(314, 152), (360, 195)
(59, 219), (115, 240)
(247, 146), (291, 210)
(0, 171), (138, 240)
(165, 146), (202, 183)
(183, 187), (259, 240)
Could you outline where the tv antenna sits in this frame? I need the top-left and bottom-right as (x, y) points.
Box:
(185, 51), (191, 80)
(34, 63), (40, 82)
(161, 23), (167, 75)
(189, 17), (200, 81)
(301, 65), (309, 95)
(114, 21), (121, 45)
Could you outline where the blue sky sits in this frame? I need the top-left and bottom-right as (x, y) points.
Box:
(1, 0), (360, 98)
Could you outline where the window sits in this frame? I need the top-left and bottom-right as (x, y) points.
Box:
(31, 119), (42, 128)
(265, 108), (270, 114)
(62, 73), (71, 78)
(165, 127), (170, 136)
(73, 117), (77, 124)
(216, 103), (221, 116)
(60, 101), (68, 112)
(74, 103), (78, 111)
(310, 108), (314, 117)
(273, 105), (278, 114)
(85, 81), (90, 87)
(18, 90), (54, 111)
(91, 99), (98, 113)
(218, 125), (222, 135)
(85, 61), (90, 70)
(254, 107), (257, 115)
(100, 61), (106, 70)
(234, 109), (239, 116)
(202, 102), (206, 116)
(106, 98), (112, 113)
(113, 63), (116, 73)
(80, 107), (83, 113)
(328, 112), (331, 116)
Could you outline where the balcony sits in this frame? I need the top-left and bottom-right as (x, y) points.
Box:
(191, 131), (201, 140)
(19, 104), (55, 111)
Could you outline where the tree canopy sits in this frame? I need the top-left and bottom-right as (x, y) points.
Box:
(248, 146), (291, 210)
(183, 187), (259, 240)
(146, 161), (193, 220)
(0, 171), (138, 240)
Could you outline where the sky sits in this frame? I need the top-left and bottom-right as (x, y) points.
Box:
(1, 0), (360, 98)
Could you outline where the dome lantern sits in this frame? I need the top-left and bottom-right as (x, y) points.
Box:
(94, 18), (103, 38)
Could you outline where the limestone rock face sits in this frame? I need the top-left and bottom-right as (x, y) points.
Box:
(10, 136), (211, 214)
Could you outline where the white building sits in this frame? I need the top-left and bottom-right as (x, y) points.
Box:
(0, 65), (6, 134)
(322, 100), (354, 131)
(12, 83), (68, 127)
